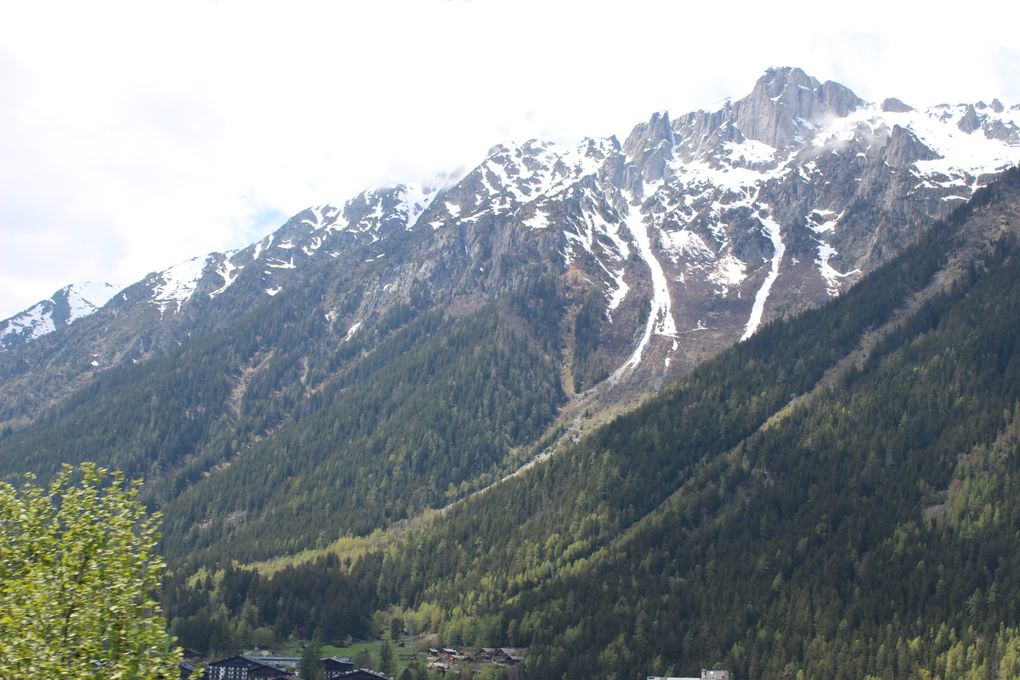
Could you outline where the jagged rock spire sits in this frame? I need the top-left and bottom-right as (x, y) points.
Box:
(732, 66), (864, 148)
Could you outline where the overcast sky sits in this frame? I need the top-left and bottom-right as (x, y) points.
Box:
(2, 0), (1019, 318)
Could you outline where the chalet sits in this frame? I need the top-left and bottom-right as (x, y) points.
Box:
(336, 670), (391, 680)
(494, 649), (522, 666)
(323, 657), (356, 679)
(203, 655), (294, 680)
(477, 648), (522, 665)
(431, 647), (467, 662)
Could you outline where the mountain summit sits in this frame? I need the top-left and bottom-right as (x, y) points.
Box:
(736, 66), (864, 147)
(0, 281), (118, 351)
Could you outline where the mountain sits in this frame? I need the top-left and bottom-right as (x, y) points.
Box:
(172, 167), (1020, 678)
(0, 281), (118, 351)
(3, 68), (1019, 419)
(426, 171), (1020, 680)
(4, 66), (1020, 676)
(401, 168), (1020, 680)
(1, 66), (1019, 561)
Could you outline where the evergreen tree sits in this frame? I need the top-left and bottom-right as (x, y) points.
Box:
(380, 638), (395, 678)
(299, 638), (324, 680)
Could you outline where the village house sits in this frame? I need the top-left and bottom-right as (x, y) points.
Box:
(335, 670), (391, 680)
(477, 648), (523, 666)
(323, 656), (356, 679)
(192, 654), (384, 680)
(202, 655), (294, 679)
(425, 661), (449, 674)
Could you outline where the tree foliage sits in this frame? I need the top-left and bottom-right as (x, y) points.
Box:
(0, 463), (179, 678)
(167, 553), (380, 651)
(379, 638), (395, 678)
(300, 638), (324, 680)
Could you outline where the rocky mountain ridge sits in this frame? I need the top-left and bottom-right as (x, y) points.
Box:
(0, 281), (118, 351)
(3, 66), (1020, 419)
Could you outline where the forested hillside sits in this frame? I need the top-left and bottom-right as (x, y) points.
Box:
(496, 233), (1020, 679)
(2, 66), (1020, 679)
(0, 270), (566, 566)
(167, 169), (1020, 678)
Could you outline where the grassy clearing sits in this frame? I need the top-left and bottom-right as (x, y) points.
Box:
(267, 637), (423, 676)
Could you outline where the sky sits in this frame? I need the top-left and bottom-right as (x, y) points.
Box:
(2, 0), (1019, 318)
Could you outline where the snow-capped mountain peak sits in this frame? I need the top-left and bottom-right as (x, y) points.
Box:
(0, 281), (119, 350)
(5, 67), (1020, 408)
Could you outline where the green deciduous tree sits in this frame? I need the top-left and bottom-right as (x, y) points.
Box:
(0, 463), (179, 678)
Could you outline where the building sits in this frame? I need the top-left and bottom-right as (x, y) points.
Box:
(203, 656), (294, 680)
(250, 656), (299, 670)
(336, 670), (391, 680)
(323, 657), (356, 679)
(478, 648), (523, 666)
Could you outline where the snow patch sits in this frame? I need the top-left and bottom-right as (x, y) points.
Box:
(301, 205), (324, 228)
(812, 102), (1020, 192)
(741, 211), (785, 341)
(661, 229), (713, 264)
(523, 209), (550, 230)
(816, 242), (861, 296)
(66, 281), (118, 321)
(0, 301), (55, 344)
(266, 257), (296, 270)
(302, 235), (325, 256)
(253, 235), (273, 261)
(399, 184), (438, 230)
(721, 139), (777, 165)
(672, 157), (788, 195)
(807, 209), (843, 234)
(709, 255), (747, 288)
(611, 192), (677, 381)
(209, 253), (243, 299)
(605, 267), (629, 315)
(152, 256), (209, 317)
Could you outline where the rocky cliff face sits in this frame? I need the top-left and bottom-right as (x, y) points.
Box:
(3, 66), (1020, 422)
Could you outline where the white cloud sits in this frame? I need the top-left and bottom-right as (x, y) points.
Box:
(1, 0), (1019, 317)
